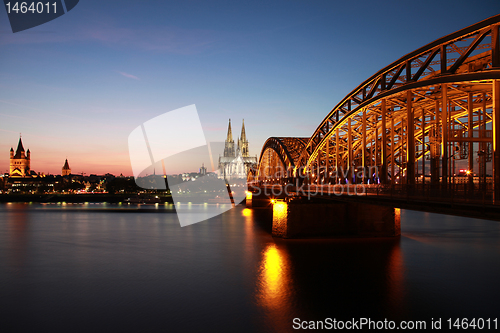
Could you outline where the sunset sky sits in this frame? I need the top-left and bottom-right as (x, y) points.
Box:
(0, 0), (498, 175)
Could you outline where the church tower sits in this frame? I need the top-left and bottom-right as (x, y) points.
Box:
(218, 118), (257, 180)
(238, 119), (249, 157)
(9, 136), (30, 177)
(62, 159), (71, 176)
(223, 119), (235, 158)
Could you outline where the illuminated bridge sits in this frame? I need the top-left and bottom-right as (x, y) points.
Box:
(248, 15), (500, 237)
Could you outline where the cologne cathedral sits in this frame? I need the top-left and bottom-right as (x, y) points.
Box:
(218, 119), (257, 180)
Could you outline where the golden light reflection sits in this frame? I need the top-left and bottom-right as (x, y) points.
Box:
(256, 243), (292, 310)
(242, 208), (252, 217)
(394, 208), (401, 235)
(386, 241), (406, 317)
(255, 242), (293, 331)
(262, 245), (284, 295)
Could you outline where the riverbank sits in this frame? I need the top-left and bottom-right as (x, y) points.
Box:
(0, 193), (174, 203)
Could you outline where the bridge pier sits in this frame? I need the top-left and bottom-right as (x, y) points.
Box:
(271, 198), (400, 239)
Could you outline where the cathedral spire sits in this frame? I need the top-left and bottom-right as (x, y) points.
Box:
(223, 119), (235, 158)
(240, 119), (247, 142)
(226, 119), (233, 142)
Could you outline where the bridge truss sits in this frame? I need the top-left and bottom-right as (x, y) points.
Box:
(255, 14), (500, 199)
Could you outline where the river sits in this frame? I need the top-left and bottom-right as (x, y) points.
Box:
(0, 203), (499, 332)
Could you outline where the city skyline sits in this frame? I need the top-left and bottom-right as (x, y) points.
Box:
(0, 1), (498, 175)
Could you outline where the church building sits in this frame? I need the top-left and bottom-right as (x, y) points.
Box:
(62, 159), (71, 176)
(218, 119), (257, 180)
(9, 137), (31, 177)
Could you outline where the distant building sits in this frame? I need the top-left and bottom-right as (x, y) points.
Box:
(62, 159), (71, 176)
(9, 136), (31, 177)
(199, 163), (207, 176)
(218, 119), (257, 180)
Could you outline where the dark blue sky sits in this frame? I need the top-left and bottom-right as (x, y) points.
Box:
(0, 0), (498, 174)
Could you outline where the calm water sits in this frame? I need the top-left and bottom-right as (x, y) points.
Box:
(0, 203), (499, 332)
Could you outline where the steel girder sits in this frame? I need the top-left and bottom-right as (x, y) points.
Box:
(299, 14), (500, 169)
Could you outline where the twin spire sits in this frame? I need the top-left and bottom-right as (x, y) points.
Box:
(226, 119), (246, 143)
(224, 119), (249, 158)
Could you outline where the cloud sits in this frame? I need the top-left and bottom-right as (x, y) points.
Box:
(116, 71), (140, 80)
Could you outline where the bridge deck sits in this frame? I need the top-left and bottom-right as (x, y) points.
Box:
(252, 184), (500, 221)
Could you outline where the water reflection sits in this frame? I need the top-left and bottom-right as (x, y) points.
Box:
(242, 208), (252, 217)
(254, 237), (407, 324)
(255, 242), (294, 331)
(385, 240), (406, 317)
(5, 204), (30, 276)
(0, 204), (498, 331)
(260, 244), (286, 299)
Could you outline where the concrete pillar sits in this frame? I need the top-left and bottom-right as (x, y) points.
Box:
(271, 199), (401, 239)
(246, 191), (253, 208)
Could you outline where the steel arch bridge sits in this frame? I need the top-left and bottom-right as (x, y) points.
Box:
(251, 137), (309, 181)
(253, 14), (500, 199)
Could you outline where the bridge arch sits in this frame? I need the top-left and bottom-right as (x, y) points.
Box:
(253, 137), (308, 183)
(259, 14), (500, 193)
